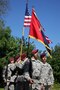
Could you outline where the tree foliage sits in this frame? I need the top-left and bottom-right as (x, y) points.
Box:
(0, 23), (35, 67)
(47, 44), (60, 83)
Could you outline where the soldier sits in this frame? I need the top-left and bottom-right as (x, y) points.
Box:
(2, 61), (9, 90)
(15, 53), (32, 90)
(31, 49), (42, 90)
(8, 57), (16, 90)
(40, 52), (54, 90)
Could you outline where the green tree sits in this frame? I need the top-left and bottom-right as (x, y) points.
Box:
(0, 25), (35, 66)
(0, 26), (11, 57)
(47, 44), (60, 83)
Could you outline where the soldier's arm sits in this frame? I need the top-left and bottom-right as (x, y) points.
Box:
(2, 66), (7, 82)
(7, 64), (11, 80)
(49, 66), (54, 85)
(15, 59), (27, 69)
(23, 59), (34, 84)
(23, 59), (31, 79)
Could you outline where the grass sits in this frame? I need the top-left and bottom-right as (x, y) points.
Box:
(0, 83), (60, 90)
(0, 89), (3, 90)
(52, 83), (60, 90)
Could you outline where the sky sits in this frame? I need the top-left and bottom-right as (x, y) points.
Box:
(4, 0), (60, 52)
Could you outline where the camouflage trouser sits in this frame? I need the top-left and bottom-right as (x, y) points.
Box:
(15, 75), (29, 90)
(32, 83), (41, 90)
(9, 84), (14, 90)
(40, 85), (52, 90)
(4, 85), (9, 90)
(32, 82), (41, 90)
(8, 82), (15, 90)
(32, 79), (41, 90)
(4, 81), (10, 90)
(15, 81), (30, 90)
(44, 85), (51, 90)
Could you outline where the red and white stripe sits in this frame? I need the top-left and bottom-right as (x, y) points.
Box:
(24, 16), (31, 27)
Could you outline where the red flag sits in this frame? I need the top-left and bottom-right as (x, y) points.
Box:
(29, 9), (44, 43)
(29, 8), (52, 58)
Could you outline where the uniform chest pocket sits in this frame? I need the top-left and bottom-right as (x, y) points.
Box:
(32, 63), (40, 76)
(32, 62), (41, 69)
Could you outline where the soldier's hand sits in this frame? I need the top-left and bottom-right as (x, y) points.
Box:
(29, 79), (34, 84)
(40, 84), (45, 90)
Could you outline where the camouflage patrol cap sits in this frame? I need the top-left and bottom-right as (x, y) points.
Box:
(32, 49), (38, 54)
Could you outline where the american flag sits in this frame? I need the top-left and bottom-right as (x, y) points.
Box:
(24, 2), (31, 27)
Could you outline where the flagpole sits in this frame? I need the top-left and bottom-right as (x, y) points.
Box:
(20, 0), (27, 58)
(20, 27), (24, 59)
(20, 0), (31, 59)
(27, 36), (30, 57)
(26, 0), (28, 3)
(26, 0), (31, 57)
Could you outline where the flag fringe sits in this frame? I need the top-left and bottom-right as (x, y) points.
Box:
(29, 35), (52, 50)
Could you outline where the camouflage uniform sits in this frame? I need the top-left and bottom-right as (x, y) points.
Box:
(15, 55), (31, 90)
(31, 49), (42, 90)
(40, 62), (54, 90)
(31, 58), (42, 90)
(2, 65), (9, 90)
(40, 52), (54, 90)
(7, 58), (16, 90)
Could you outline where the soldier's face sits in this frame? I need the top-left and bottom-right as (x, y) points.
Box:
(42, 56), (47, 63)
(34, 52), (38, 59)
(10, 60), (14, 63)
